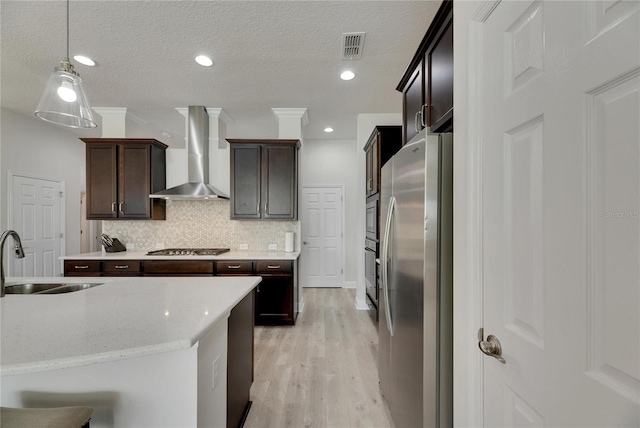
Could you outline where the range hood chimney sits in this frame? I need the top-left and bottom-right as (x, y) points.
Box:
(150, 106), (229, 200)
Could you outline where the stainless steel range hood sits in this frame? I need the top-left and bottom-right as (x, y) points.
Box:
(150, 106), (229, 200)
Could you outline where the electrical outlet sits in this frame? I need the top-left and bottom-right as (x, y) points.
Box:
(126, 243), (134, 250)
(268, 244), (277, 250)
(239, 244), (248, 250)
(212, 355), (220, 390)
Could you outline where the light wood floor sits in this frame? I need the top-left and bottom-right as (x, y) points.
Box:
(244, 288), (394, 428)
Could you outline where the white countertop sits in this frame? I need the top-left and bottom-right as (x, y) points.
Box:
(60, 250), (300, 261)
(0, 276), (260, 376)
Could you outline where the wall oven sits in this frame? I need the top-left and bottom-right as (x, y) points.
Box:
(366, 199), (378, 241)
(365, 238), (378, 312)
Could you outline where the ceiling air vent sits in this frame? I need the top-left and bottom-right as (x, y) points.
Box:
(342, 32), (366, 60)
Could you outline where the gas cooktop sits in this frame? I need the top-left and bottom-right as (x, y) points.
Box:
(146, 248), (230, 256)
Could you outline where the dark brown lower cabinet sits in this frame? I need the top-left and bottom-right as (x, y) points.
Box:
(255, 261), (294, 325)
(64, 258), (297, 326)
(255, 276), (293, 325)
(142, 260), (214, 276)
(64, 260), (102, 277)
(102, 261), (141, 276)
(227, 290), (255, 428)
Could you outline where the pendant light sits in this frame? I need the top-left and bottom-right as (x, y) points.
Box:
(35, 0), (97, 128)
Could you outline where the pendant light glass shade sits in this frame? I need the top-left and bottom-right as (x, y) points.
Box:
(35, 61), (97, 128)
(34, 0), (97, 129)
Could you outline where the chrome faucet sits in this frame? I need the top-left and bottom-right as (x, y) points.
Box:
(1, 230), (25, 298)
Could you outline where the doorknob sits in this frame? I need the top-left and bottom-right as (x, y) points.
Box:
(303, 241), (308, 245)
(478, 328), (506, 364)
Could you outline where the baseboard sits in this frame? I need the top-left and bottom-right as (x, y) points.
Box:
(355, 297), (370, 311)
(344, 280), (357, 289)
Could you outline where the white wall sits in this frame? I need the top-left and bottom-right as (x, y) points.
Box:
(298, 138), (359, 284)
(0, 108), (85, 256)
(356, 114), (402, 308)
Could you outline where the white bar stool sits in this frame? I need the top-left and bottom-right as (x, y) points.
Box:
(0, 406), (93, 428)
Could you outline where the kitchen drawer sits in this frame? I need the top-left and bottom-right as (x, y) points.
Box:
(255, 260), (292, 275)
(103, 260), (141, 274)
(143, 260), (214, 275)
(216, 261), (253, 275)
(64, 260), (101, 276)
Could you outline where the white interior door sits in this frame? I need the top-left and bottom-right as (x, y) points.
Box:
(300, 186), (344, 287)
(9, 174), (64, 277)
(475, 1), (639, 426)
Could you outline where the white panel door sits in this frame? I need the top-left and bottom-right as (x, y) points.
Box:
(10, 174), (64, 278)
(300, 186), (343, 287)
(476, 1), (639, 426)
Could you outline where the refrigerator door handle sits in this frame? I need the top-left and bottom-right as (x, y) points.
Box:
(382, 196), (396, 336)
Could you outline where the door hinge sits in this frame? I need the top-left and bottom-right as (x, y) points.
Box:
(59, 191), (64, 198)
(341, 268), (344, 274)
(59, 233), (64, 238)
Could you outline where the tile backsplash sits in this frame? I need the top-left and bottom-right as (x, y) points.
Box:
(103, 200), (298, 252)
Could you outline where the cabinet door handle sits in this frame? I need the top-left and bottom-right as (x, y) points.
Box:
(257, 284), (260, 292)
(112, 202), (116, 213)
(257, 203), (260, 214)
(264, 203), (268, 214)
(115, 265), (129, 269)
(414, 111), (421, 133)
(228, 265), (242, 269)
(119, 202), (124, 214)
(74, 265), (89, 269)
(267, 265), (281, 269)
(421, 104), (429, 128)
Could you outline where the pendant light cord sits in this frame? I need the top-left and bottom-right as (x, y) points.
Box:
(66, 0), (70, 60)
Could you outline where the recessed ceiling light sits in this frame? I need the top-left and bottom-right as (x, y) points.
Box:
(73, 55), (96, 66)
(324, 127), (334, 133)
(340, 70), (355, 80)
(195, 55), (213, 67)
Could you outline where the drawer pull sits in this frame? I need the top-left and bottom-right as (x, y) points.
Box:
(228, 265), (242, 269)
(74, 265), (89, 269)
(267, 265), (281, 269)
(115, 265), (129, 269)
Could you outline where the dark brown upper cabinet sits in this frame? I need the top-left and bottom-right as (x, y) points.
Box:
(228, 139), (300, 220)
(427, 18), (453, 130)
(402, 62), (425, 145)
(397, 0), (453, 143)
(364, 126), (403, 199)
(81, 138), (167, 220)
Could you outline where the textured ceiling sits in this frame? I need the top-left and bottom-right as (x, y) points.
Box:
(1, 1), (441, 147)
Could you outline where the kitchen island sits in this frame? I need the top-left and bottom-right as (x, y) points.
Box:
(0, 275), (259, 428)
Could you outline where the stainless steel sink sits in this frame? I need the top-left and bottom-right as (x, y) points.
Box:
(4, 282), (104, 295)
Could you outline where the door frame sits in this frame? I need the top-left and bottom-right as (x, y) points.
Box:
(300, 184), (346, 288)
(454, 1), (498, 427)
(7, 171), (66, 276)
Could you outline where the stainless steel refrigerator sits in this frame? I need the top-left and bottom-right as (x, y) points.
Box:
(379, 129), (453, 427)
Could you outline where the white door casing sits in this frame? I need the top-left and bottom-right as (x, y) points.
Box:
(300, 185), (344, 288)
(8, 173), (65, 278)
(470, 1), (640, 426)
